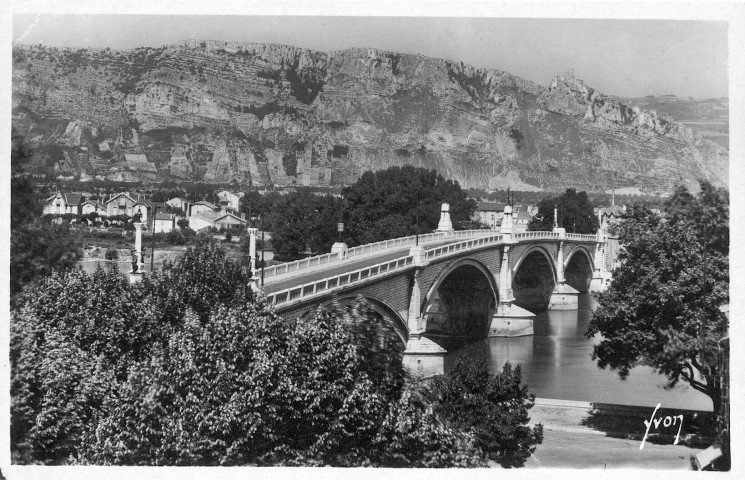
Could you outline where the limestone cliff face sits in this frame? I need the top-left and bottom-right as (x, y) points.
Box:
(12, 42), (728, 194)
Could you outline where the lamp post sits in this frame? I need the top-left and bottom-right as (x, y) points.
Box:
(149, 205), (157, 272)
(415, 191), (420, 246)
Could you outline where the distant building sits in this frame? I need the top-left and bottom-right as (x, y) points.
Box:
(473, 202), (505, 229)
(153, 212), (177, 234)
(43, 192), (84, 215)
(105, 192), (150, 222)
(189, 200), (219, 217)
(213, 212), (248, 231)
(216, 191), (243, 212)
(598, 204), (626, 230)
(166, 197), (190, 214)
(500, 207), (533, 233)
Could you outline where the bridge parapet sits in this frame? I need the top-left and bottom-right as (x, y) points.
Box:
(267, 255), (414, 308)
(424, 234), (504, 261)
(261, 251), (342, 279)
(262, 229), (496, 280)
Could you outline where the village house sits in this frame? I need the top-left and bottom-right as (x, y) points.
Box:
(597, 204), (626, 231)
(189, 210), (220, 232)
(80, 199), (107, 216)
(104, 192), (151, 223)
(166, 197), (191, 214)
(510, 208), (533, 233)
(216, 191), (243, 213)
(43, 192), (84, 215)
(153, 212), (178, 234)
(189, 200), (219, 217)
(473, 202), (505, 229)
(213, 211), (248, 231)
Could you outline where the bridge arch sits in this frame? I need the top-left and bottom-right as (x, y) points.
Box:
(298, 295), (408, 347)
(421, 258), (498, 340)
(564, 245), (594, 293)
(512, 245), (557, 312)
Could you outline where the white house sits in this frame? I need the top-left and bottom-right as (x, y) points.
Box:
(189, 200), (219, 217)
(189, 210), (219, 232)
(104, 192), (150, 222)
(213, 212), (248, 231)
(166, 197), (190, 213)
(153, 213), (177, 233)
(80, 200), (107, 216)
(43, 192), (83, 215)
(473, 202), (505, 230)
(217, 191), (243, 212)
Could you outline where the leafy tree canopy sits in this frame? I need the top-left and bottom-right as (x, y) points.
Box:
(11, 240), (491, 466)
(426, 359), (543, 467)
(269, 190), (342, 261)
(342, 166), (477, 245)
(528, 188), (598, 234)
(586, 181), (729, 414)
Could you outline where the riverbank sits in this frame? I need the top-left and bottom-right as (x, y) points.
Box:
(515, 398), (713, 469)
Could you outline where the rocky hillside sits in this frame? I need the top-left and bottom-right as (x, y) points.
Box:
(12, 40), (728, 194)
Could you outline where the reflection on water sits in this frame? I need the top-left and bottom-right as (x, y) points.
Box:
(446, 294), (712, 411)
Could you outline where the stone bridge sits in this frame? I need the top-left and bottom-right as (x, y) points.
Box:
(253, 204), (614, 375)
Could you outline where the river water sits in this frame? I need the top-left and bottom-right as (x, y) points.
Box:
(445, 294), (712, 411)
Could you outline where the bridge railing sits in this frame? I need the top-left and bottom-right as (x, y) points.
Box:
(262, 229), (494, 279)
(513, 231), (560, 241)
(345, 232), (445, 258)
(565, 233), (598, 241)
(266, 255), (414, 307)
(425, 234), (504, 260)
(261, 251), (342, 279)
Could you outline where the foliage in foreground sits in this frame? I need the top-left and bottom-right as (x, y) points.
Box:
(12, 239), (540, 467)
(586, 181), (729, 415)
(426, 359), (543, 467)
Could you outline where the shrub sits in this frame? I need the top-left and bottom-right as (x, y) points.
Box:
(104, 248), (119, 260)
(426, 358), (543, 467)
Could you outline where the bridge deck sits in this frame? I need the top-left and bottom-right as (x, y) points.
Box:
(262, 238), (463, 294)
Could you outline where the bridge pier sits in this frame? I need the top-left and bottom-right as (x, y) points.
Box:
(548, 283), (580, 310)
(402, 332), (447, 378)
(489, 240), (535, 337)
(402, 260), (447, 377)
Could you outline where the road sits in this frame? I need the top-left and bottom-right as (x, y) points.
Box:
(518, 400), (702, 469)
(262, 238), (463, 294)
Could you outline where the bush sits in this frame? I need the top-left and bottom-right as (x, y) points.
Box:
(104, 248), (119, 260)
(426, 358), (543, 467)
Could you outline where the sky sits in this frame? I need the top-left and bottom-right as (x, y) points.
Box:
(11, 14), (729, 99)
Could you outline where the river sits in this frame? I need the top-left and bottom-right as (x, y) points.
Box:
(445, 294), (712, 411)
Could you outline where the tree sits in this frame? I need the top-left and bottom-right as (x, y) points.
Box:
(10, 129), (83, 301)
(586, 181), (729, 415)
(77, 299), (484, 467)
(343, 166), (477, 245)
(425, 358), (543, 467)
(270, 190), (341, 260)
(528, 188), (598, 234)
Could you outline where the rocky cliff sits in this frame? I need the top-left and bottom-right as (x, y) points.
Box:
(12, 40), (728, 194)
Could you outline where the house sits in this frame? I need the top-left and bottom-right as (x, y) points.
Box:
(213, 212), (248, 231)
(216, 191), (243, 212)
(104, 192), (151, 222)
(153, 213), (177, 234)
(473, 202), (505, 229)
(189, 210), (219, 232)
(189, 200), (219, 217)
(512, 209), (533, 233)
(43, 192), (84, 215)
(598, 204), (626, 230)
(166, 197), (190, 214)
(80, 200), (107, 216)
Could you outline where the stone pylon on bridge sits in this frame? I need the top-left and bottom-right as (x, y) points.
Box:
(488, 204), (535, 336)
